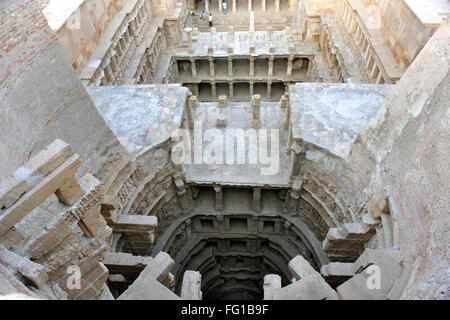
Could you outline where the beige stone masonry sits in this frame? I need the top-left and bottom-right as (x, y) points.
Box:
(55, 178), (85, 206)
(0, 154), (82, 237)
(0, 139), (73, 209)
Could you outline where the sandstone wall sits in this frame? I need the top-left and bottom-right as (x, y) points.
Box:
(43, 0), (128, 72)
(371, 0), (442, 70)
(0, 0), (130, 186)
(351, 19), (449, 298)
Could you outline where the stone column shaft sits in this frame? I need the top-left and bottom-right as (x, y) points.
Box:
(287, 57), (293, 77)
(229, 82), (234, 98)
(252, 188), (262, 213)
(268, 57), (274, 77)
(228, 58), (233, 77)
(191, 59), (197, 78)
(267, 82), (272, 98)
(211, 82), (217, 99)
(209, 58), (215, 77)
(214, 186), (223, 211)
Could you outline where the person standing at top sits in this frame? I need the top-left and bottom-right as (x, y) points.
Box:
(222, 1), (227, 15)
(209, 13), (213, 27)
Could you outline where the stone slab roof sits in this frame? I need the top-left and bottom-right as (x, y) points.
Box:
(290, 83), (393, 159)
(87, 85), (188, 155)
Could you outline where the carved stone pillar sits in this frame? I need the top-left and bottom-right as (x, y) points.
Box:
(275, 0), (280, 12)
(228, 57), (233, 77)
(219, 0), (223, 13)
(233, 0), (237, 12)
(229, 82), (234, 99)
(248, 0), (252, 12)
(205, 0), (209, 12)
(262, 0), (266, 12)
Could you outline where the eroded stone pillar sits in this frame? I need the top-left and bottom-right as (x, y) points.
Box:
(251, 94), (261, 128)
(264, 275), (281, 300)
(219, 0), (223, 13)
(218, 95), (228, 108)
(189, 95), (199, 111)
(287, 56), (294, 77)
(284, 179), (302, 214)
(252, 187), (262, 213)
(211, 82), (217, 99)
(250, 57), (255, 77)
(214, 186), (223, 211)
(209, 58), (215, 77)
(281, 95), (289, 109)
(289, 142), (302, 181)
(181, 271), (202, 300)
(190, 58), (197, 78)
(174, 178), (194, 213)
(268, 56), (274, 77)
(185, 27), (193, 54)
(267, 81), (272, 98)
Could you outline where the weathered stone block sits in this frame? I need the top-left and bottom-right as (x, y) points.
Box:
(273, 274), (338, 300)
(263, 274), (281, 300)
(0, 154), (82, 237)
(55, 178), (85, 206)
(79, 208), (107, 237)
(288, 255), (318, 280)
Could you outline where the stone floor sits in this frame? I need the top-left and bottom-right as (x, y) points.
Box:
(184, 101), (290, 187)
